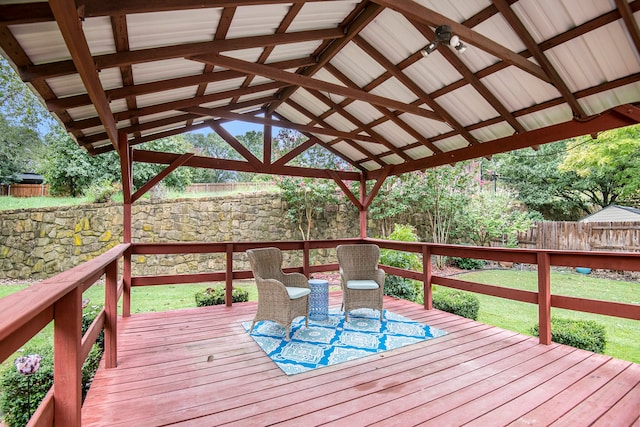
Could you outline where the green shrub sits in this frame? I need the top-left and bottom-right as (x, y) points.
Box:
(433, 288), (480, 320)
(532, 318), (607, 354)
(83, 179), (118, 203)
(195, 286), (249, 307)
(82, 303), (104, 350)
(380, 224), (422, 302)
(0, 344), (102, 427)
(1, 346), (53, 427)
(450, 256), (485, 270)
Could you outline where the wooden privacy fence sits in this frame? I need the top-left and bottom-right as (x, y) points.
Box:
(0, 183), (50, 197)
(185, 182), (274, 193)
(518, 221), (640, 252)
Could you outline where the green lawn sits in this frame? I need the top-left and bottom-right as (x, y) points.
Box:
(0, 195), (93, 211)
(453, 269), (640, 363)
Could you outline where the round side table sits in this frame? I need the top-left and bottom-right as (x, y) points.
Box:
(308, 279), (329, 321)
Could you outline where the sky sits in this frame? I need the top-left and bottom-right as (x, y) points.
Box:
(190, 121), (273, 138)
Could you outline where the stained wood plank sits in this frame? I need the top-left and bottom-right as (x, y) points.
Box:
(81, 294), (640, 426)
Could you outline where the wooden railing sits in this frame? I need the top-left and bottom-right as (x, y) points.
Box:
(128, 238), (640, 345)
(0, 244), (128, 426)
(2, 238), (639, 425)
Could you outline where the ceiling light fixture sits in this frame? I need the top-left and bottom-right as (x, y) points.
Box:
(420, 25), (467, 56)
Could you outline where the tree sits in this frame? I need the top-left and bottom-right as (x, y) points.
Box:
(273, 129), (352, 170)
(276, 177), (339, 240)
(0, 58), (55, 130)
(559, 125), (640, 209)
(184, 133), (238, 183)
(491, 142), (588, 220)
(41, 128), (112, 196)
(0, 116), (44, 184)
(461, 189), (532, 247)
(131, 136), (194, 191)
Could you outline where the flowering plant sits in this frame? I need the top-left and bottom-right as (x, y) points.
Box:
(14, 354), (41, 376)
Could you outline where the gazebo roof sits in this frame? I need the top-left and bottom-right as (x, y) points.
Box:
(1, 1), (640, 179)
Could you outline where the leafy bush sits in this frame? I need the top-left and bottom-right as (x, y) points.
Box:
(380, 224), (421, 302)
(82, 303), (105, 350)
(195, 286), (249, 306)
(532, 318), (606, 354)
(0, 342), (102, 427)
(83, 179), (118, 203)
(1, 346), (53, 427)
(450, 257), (485, 270)
(433, 288), (479, 320)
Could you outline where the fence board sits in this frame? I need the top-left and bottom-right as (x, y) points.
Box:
(517, 221), (640, 252)
(0, 184), (50, 197)
(185, 182), (273, 193)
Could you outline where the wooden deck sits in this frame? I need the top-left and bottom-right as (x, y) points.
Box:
(82, 294), (640, 426)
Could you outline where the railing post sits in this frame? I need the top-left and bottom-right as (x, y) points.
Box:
(537, 251), (552, 345)
(423, 245), (433, 310)
(123, 248), (131, 317)
(226, 244), (233, 307)
(53, 287), (82, 426)
(105, 260), (118, 368)
(303, 240), (310, 277)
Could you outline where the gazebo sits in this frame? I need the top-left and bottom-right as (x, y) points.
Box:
(1, 1), (639, 425)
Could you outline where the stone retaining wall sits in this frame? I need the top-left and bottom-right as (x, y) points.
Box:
(0, 192), (361, 281)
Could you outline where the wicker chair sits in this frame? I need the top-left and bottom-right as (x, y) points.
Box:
(246, 247), (310, 340)
(336, 244), (385, 321)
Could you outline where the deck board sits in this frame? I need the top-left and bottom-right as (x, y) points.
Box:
(82, 293), (640, 426)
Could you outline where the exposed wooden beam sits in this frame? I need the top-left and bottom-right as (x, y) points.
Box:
(328, 170), (363, 210)
(48, 0), (119, 152)
(492, 0), (586, 119)
(209, 122), (263, 170)
(272, 135), (318, 167)
(131, 153), (194, 203)
(615, 0), (640, 60)
(386, 104), (640, 177)
(192, 53), (443, 121)
(283, 100), (388, 167)
(323, 63), (443, 155)
(182, 105), (382, 144)
(131, 149), (362, 181)
(411, 25), (526, 135)
(266, 2), (384, 113)
(306, 88), (412, 161)
(79, 0), (328, 17)
(20, 30), (333, 81)
(370, 0), (551, 83)
(354, 35), (479, 146)
(363, 166), (392, 209)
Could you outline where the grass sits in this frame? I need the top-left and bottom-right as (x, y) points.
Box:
(0, 195), (93, 211)
(453, 268), (640, 363)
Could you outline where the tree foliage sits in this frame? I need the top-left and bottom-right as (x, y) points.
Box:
(493, 124), (640, 219)
(559, 126), (640, 207)
(276, 177), (339, 240)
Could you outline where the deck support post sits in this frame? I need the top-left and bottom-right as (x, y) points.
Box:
(423, 245), (433, 309)
(537, 251), (552, 345)
(105, 260), (118, 368)
(53, 287), (82, 426)
(226, 244), (233, 307)
(119, 131), (133, 317)
(359, 177), (367, 238)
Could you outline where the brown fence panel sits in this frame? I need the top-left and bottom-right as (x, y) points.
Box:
(185, 182), (273, 193)
(0, 184), (50, 197)
(518, 221), (640, 252)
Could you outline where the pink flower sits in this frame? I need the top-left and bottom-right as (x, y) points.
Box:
(14, 354), (41, 375)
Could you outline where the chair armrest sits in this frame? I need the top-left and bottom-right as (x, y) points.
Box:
(282, 272), (309, 288)
(374, 268), (385, 286)
(255, 278), (290, 300)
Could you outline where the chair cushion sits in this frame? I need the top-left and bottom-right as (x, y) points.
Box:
(346, 280), (379, 290)
(286, 287), (311, 299)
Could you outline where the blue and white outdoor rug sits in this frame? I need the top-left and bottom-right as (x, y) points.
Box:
(242, 308), (448, 375)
